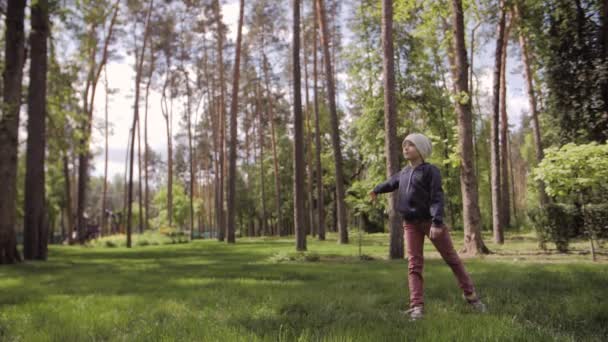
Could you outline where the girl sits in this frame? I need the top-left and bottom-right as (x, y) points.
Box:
(369, 133), (486, 321)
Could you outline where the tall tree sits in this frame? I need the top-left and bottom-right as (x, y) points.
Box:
(126, 0), (153, 248)
(491, 0), (506, 244)
(213, 0), (227, 241)
(450, 0), (489, 255)
(0, 0), (26, 264)
(143, 36), (156, 232)
(255, 83), (268, 235)
(159, 14), (176, 227)
(261, 54), (284, 236)
(293, 0), (306, 251)
(23, 0), (50, 260)
(380, 0), (403, 259)
(226, 0), (245, 244)
(514, 2), (548, 206)
(499, 13), (513, 231)
(76, 0), (120, 243)
(315, 0), (348, 244)
(101, 66), (110, 236)
(312, 4), (325, 241)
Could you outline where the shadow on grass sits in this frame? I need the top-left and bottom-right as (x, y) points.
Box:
(0, 240), (606, 341)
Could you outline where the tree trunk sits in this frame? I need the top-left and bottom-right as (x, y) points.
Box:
(137, 101), (144, 234)
(262, 53), (284, 236)
(302, 1), (315, 237)
(226, 0), (245, 244)
(255, 84), (268, 236)
(213, 0), (227, 241)
(381, 0), (404, 259)
(23, 0), (50, 260)
(601, 0), (608, 114)
(63, 153), (74, 242)
(183, 70), (195, 240)
(315, 0), (348, 244)
(514, 3), (549, 207)
(490, 0), (506, 245)
(126, 0), (153, 248)
(101, 66), (110, 236)
(143, 51), (154, 232)
(450, 0), (489, 255)
(0, 0), (26, 264)
(499, 13), (512, 232)
(161, 85), (174, 227)
(293, 0), (307, 251)
(313, 6), (325, 241)
(76, 1), (120, 244)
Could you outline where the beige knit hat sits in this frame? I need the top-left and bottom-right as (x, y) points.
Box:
(403, 133), (432, 160)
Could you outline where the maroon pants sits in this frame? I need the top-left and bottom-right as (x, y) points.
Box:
(404, 220), (476, 308)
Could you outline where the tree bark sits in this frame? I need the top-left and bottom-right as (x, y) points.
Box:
(500, 13), (512, 231)
(76, 1), (120, 244)
(450, 0), (489, 255)
(126, 0), (153, 248)
(294, 0), (307, 251)
(143, 50), (154, 232)
(161, 73), (174, 227)
(101, 66), (110, 236)
(0, 0), (26, 264)
(23, 0), (50, 260)
(137, 100), (144, 234)
(491, 0), (506, 245)
(63, 153), (74, 242)
(312, 6), (325, 241)
(302, 1), (315, 237)
(514, 3), (549, 207)
(381, 0), (404, 259)
(255, 84), (268, 236)
(226, 0), (245, 244)
(182, 69), (195, 240)
(213, 0), (227, 241)
(315, 0), (348, 244)
(261, 53), (284, 236)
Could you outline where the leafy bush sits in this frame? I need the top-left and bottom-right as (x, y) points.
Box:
(89, 230), (190, 248)
(528, 203), (580, 252)
(269, 252), (321, 263)
(533, 142), (608, 202)
(582, 203), (608, 239)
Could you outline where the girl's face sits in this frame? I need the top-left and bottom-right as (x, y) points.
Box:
(402, 141), (420, 161)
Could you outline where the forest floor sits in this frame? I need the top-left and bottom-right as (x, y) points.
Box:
(1, 231), (607, 341)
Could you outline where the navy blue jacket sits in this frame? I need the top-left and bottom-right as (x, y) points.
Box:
(373, 162), (445, 227)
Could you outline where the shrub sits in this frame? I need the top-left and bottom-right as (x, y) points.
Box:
(528, 203), (580, 252)
(582, 203), (608, 239)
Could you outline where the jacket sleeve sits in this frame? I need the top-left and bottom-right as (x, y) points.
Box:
(373, 170), (401, 194)
(429, 166), (445, 227)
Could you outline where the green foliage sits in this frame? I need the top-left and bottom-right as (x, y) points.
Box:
(89, 230), (189, 248)
(582, 204), (608, 239)
(268, 251), (321, 263)
(533, 142), (608, 202)
(528, 203), (581, 252)
(153, 181), (198, 230)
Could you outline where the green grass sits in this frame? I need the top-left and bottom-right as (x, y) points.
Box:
(1, 232), (607, 341)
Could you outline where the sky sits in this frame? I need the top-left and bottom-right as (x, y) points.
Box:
(86, 1), (530, 180)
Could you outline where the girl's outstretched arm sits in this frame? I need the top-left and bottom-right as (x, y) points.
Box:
(372, 171), (401, 195)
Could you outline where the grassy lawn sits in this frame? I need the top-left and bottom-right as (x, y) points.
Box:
(1, 231), (607, 341)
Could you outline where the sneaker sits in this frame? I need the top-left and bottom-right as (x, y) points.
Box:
(463, 293), (487, 313)
(401, 306), (424, 321)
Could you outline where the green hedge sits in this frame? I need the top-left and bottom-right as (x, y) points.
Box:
(529, 203), (608, 252)
(583, 203), (608, 239)
(529, 204), (579, 252)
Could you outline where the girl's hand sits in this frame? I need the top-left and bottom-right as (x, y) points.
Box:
(369, 191), (377, 202)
